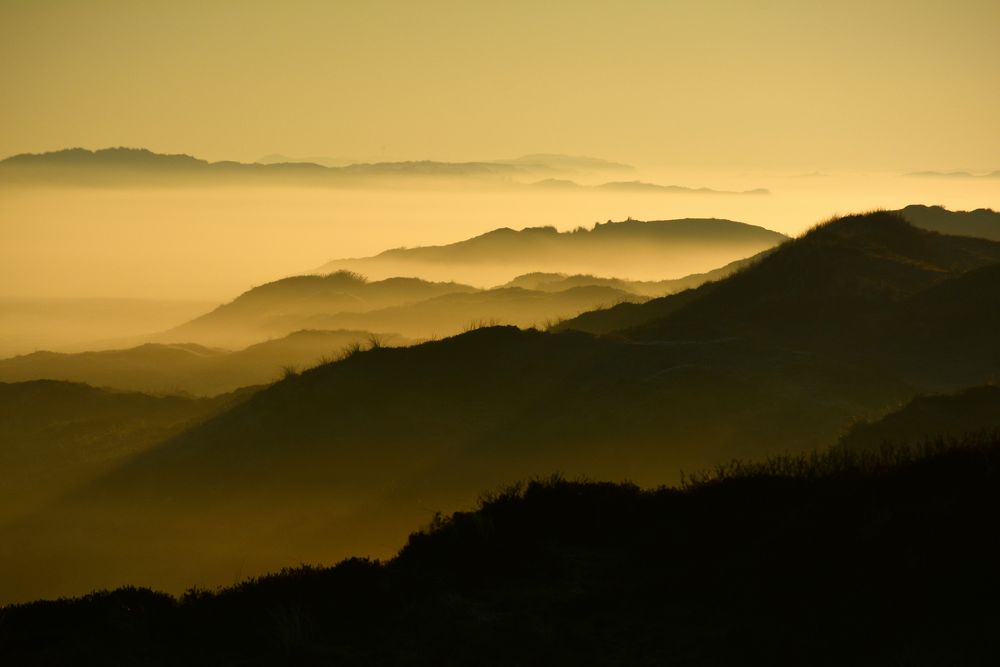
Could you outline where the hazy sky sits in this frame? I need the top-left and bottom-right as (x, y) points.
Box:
(1, 0), (998, 170)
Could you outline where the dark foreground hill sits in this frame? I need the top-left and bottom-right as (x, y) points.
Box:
(4, 437), (1000, 666)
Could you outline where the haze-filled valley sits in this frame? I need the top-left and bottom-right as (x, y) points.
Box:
(3, 202), (1000, 609)
(3, 154), (1000, 664)
(4, 2), (1000, 664)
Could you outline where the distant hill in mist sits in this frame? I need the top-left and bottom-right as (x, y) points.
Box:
(0, 329), (408, 396)
(0, 147), (518, 185)
(316, 217), (788, 284)
(0, 148), (642, 187)
(896, 204), (1000, 241)
(0, 148), (776, 195)
(498, 268), (750, 298)
(164, 256), (764, 347)
(163, 273), (477, 347)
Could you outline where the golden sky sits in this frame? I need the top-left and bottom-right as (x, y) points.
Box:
(1, 0), (998, 170)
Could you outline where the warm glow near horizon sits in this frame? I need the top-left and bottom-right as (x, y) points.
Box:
(2, 0), (999, 171)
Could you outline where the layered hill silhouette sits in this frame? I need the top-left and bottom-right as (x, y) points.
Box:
(5, 437), (1000, 665)
(163, 273), (474, 347)
(315, 217), (788, 283)
(163, 257), (761, 347)
(0, 329), (407, 396)
(4, 209), (1000, 602)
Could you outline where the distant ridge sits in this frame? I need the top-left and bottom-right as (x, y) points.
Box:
(0, 147), (520, 184)
(0, 148), (768, 194)
(897, 204), (1000, 241)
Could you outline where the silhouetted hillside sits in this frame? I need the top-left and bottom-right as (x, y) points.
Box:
(317, 217), (787, 283)
(840, 385), (1000, 451)
(0, 380), (255, 521)
(5, 437), (1000, 666)
(0, 329), (407, 395)
(897, 204), (1000, 241)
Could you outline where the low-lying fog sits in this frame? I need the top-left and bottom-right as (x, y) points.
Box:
(1, 168), (996, 354)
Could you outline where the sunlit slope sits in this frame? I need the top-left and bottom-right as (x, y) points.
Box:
(0, 330), (408, 396)
(316, 218), (788, 283)
(839, 385), (1000, 451)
